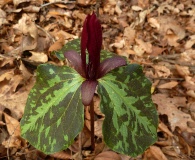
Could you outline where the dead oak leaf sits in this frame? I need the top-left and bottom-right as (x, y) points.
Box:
(0, 77), (35, 120)
(148, 16), (185, 47)
(152, 94), (193, 132)
(13, 13), (37, 39)
(3, 112), (20, 137)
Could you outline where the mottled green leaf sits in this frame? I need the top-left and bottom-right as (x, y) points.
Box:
(20, 64), (84, 154)
(98, 64), (158, 157)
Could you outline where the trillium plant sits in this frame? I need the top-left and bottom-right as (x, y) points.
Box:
(21, 13), (158, 157)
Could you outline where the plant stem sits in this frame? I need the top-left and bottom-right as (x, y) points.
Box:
(79, 132), (82, 158)
(90, 100), (95, 151)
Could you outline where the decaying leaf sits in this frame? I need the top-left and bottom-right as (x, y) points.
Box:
(143, 146), (168, 160)
(157, 81), (178, 89)
(152, 94), (193, 132)
(94, 151), (121, 160)
(0, 9), (8, 26)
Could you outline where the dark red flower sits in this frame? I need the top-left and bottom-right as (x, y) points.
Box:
(64, 13), (126, 106)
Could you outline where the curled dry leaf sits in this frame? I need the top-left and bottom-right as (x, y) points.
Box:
(153, 65), (171, 78)
(3, 112), (20, 136)
(157, 81), (178, 89)
(94, 151), (121, 160)
(1, 112), (22, 149)
(19, 61), (32, 81)
(175, 65), (190, 77)
(161, 146), (181, 159)
(29, 51), (48, 63)
(143, 146), (168, 160)
(158, 121), (173, 137)
(185, 35), (195, 49)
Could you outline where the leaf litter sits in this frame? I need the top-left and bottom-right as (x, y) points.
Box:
(0, 0), (195, 159)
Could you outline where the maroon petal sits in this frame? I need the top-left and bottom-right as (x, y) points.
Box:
(81, 80), (98, 106)
(64, 50), (86, 78)
(87, 13), (102, 78)
(97, 56), (127, 78)
(81, 15), (89, 74)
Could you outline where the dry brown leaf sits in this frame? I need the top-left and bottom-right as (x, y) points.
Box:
(152, 94), (193, 132)
(1, 111), (22, 149)
(23, 5), (40, 13)
(186, 17), (195, 33)
(0, 57), (15, 67)
(138, 0), (149, 8)
(182, 76), (195, 90)
(157, 81), (178, 89)
(110, 39), (125, 49)
(153, 65), (171, 78)
(77, 0), (95, 5)
(3, 112), (20, 136)
(13, 0), (29, 7)
(158, 121), (173, 137)
(19, 61), (32, 81)
(2, 136), (22, 148)
(13, 13), (38, 40)
(148, 16), (185, 46)
(185, 35), (195, 49)
(123, 26), (135, 44)
(12, 13), (38, 53)
(0, 77), (35, 119)
(161, 146), (180, 158)
(72, 10), (87, 21)
(175, 65), (190, 77)
(94, 151), (121, 160)
(143, 146), (168, 160)
(0, 69), (14, 82)
(94, 118), (103, 137)
(135, 38), (152, 54)
(151, 46), (165, 56)
(187, 90), (195, 99)
(132, 5), (143, 11)
(50, 151), (71, 159)
(94, 95), (104, 116)
(0, 9), (8, 26)
(29, 51), (48, 63)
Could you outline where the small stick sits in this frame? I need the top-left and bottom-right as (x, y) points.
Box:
(40, 1), (76, 8)
(95, 0), (101, 17)
(90, 100), (95, 151)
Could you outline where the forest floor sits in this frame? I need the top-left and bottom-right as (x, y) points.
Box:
(0, 0), (195, 159)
